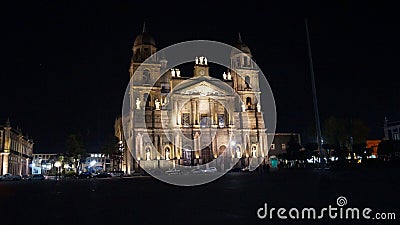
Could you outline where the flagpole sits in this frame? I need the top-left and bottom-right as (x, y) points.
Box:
(305, 18), (324, 168)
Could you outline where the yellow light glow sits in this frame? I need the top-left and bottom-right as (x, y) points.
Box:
(54, 161), (61, 168)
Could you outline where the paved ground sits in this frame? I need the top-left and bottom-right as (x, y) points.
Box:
(0, 168), (399, 225)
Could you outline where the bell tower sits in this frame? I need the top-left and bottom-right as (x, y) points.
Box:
(230, 33), (260, 111)
(128, 23), (163, 117)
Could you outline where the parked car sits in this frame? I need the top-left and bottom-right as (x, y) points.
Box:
(29, 174), (46, 181)
(165, 168), (181, 175)
(202, 167), (217, 173)
(110, 171), (124, 177)
(0, 173), (22, 181)
(77, 172), (93, 179)
(191, 168), (203, 174)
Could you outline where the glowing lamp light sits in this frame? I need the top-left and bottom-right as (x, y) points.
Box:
(54, 161), (61, 168)
(90, 160), (96, 167)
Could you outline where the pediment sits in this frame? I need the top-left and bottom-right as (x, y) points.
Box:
(173, 80), (233, 96)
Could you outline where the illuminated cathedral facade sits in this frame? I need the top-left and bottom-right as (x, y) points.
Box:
(115, 27), (282, 173)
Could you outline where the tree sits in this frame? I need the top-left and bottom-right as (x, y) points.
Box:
(323, 116), (347, 147)
(350, 119), (370, 144)
(322, 116), (370, 160)
(66, 134), (86, 173)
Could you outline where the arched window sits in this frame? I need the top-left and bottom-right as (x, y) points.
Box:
(165, 147), (171, 160)
(235, 146), (241, 158)
(201, 147), (212, 162)
(245, 76), (250, 88)
(236, 57), (241, 67)
(145, 147), (151, 160)
(143, 93), (151, 107)
(246, 97), (252, 109)
(251, 146), (257, 157)
(182, 146), (192, 161)
(143, 70), (150, 84)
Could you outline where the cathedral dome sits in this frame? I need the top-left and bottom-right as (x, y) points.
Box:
(134, 32), (156, 47)
(231, 33), (251, 56)
(234, 42), (251, 54)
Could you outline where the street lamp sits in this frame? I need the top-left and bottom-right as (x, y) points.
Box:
(54, 161), (61, 180)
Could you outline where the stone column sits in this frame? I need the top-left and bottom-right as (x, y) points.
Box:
(154, 135), (158, 155)
(209, 98), (214, 125)
(139, 134), (144, 159)
(214, 101), (218, 125)
(2, 153), (9, 175)
(174, 134), (180, 159)
(196, 100), (199, 125)
(0, 154), (3, 175)
(159, 135), (163, 157)
(177, 101), (181, 125)
(259, 133), (264, 157)
(191, 99), (196, 125)
(136, 134), (140, 159)
(174, 101), (178, 125)
(126, 151), (131, 174)
(178, 134), (182, 156)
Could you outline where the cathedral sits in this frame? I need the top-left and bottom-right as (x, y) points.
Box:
(115, 26), (297, 174)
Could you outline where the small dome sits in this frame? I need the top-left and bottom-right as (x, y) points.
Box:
(233, 42), (251, 54)
(231, 33), (251, 56)
(134, 32), (156, 47)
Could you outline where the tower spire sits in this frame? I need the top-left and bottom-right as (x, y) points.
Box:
(142, 21), (146, 33)
(238, 32), (242, 43)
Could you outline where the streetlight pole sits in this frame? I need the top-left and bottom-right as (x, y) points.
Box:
(305, 18), (324, 168)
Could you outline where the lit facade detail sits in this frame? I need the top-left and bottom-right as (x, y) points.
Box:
(0, 120), (33, 175)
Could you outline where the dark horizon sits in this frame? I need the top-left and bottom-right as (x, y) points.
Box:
(1, 1), (398, 153)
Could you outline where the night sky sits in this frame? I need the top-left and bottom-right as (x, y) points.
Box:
(1, 1), (398, 153)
